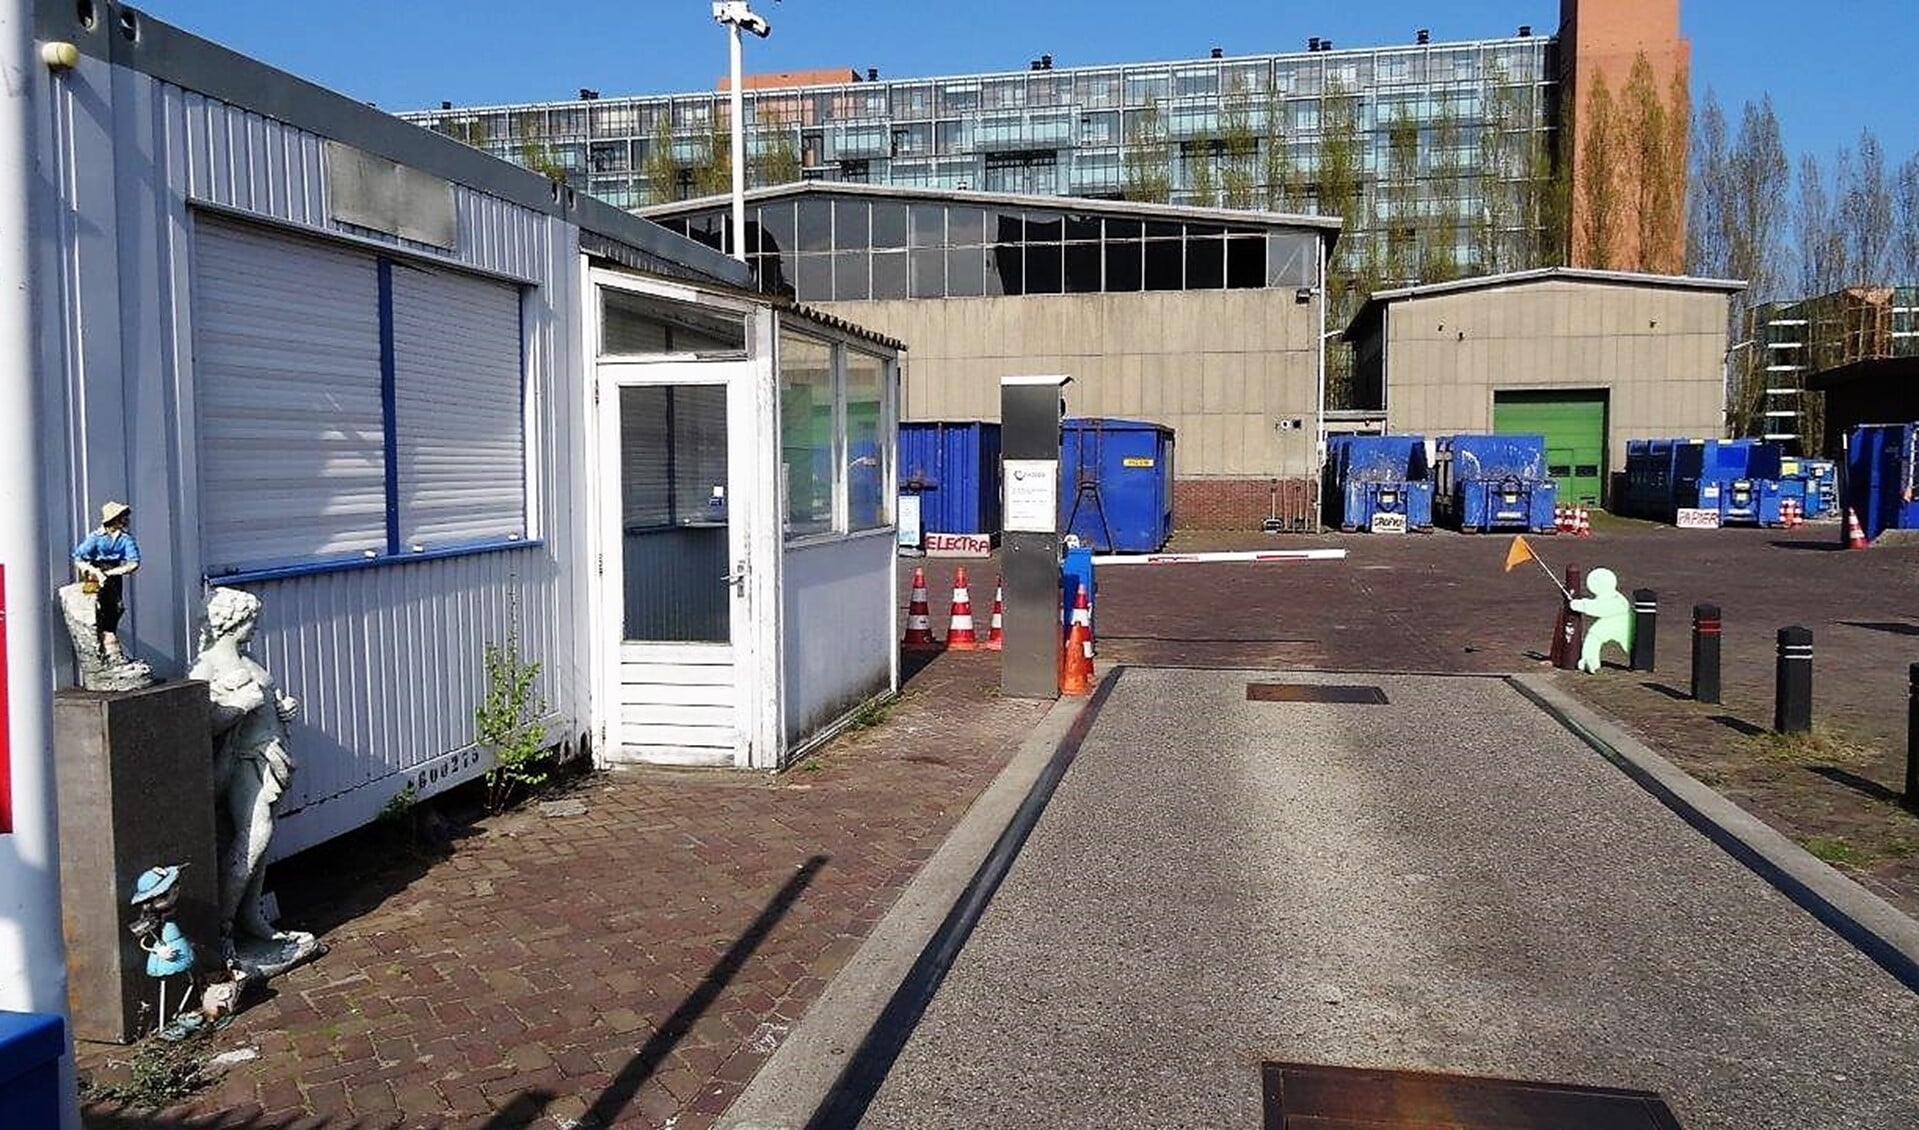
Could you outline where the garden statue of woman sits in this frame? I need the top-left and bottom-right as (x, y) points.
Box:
(189, 587), (322, 979)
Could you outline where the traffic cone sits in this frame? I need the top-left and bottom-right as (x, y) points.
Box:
(902, 567), (942, 652)
(984, 575), (1005, 651)
(946, 566), (980, 651)
(1781, 498), (1801, 529)
(1060, 583), (1094, 696)
(1575, 506), (1592, 536)
(1846, 507), (1870, 550)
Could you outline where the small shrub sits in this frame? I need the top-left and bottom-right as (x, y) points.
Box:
(478, 623), (550, 813)
(80, 1040), (209, 1108)
(378, 783), (418, 824)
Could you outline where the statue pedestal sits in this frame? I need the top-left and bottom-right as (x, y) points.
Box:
(53, 681), (216, 1044)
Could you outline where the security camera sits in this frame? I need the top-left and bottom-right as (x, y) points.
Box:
(713, 1), (772, 36)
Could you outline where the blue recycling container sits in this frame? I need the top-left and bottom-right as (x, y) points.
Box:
(1333, 435), (1432, 532)
(0, 1011), (65, 1130)
(1676, 438), (1785, 526)
(898, 422), (1001, 535)
(1434, 434), (1558, 533)
(1059, 417), (1176, 553)
(1843, 423), (1919, 541)
(1778, 456), (1837, 519)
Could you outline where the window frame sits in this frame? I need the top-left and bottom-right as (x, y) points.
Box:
(777, 318), (898, 547)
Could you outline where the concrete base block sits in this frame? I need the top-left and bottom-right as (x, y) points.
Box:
(54, 681), (215, 1044)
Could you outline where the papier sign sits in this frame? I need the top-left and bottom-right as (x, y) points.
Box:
(1003, 459), (1059, 533)
(1676, 508), (1722, 529)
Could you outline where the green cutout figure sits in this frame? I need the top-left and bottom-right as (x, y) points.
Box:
(1569, 567), (1633, 674)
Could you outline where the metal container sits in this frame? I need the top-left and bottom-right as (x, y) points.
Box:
(1622, 438), (1690, 521)
(1675, 438), (1785, 526)
(1059, 417), (1176, 553)
(0, 1012), (65, 1129)
(1434, 434), (1558, 533)
(898, 421), (1002, 535)
(1332, 435), (1432, 532)
(1778, 456), (1838, 519)
(1843, 423), (1919, 541)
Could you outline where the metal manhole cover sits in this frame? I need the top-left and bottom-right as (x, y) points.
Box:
(1262, 1063), (1685, 1129)
(1246, 683), (1388, 705)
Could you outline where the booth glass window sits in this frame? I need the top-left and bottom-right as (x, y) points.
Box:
(602, 289), (747, 356)
(845, 350), (889, 530)
(779, 331), (837, 536)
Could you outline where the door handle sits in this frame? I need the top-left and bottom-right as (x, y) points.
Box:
(722, 561), (748, 593)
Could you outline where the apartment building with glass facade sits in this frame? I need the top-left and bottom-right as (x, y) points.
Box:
(402, 30), (1562, 287)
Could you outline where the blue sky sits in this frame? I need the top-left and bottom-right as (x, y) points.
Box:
(136, 1), (1916, 166)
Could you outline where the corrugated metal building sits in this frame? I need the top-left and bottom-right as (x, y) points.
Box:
(1342, 268), (1745, 508)
(29, 1), (901, 858)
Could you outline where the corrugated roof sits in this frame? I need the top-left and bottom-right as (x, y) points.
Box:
(640, 180), (1344, 235)
(1343, 267), (1748, 341)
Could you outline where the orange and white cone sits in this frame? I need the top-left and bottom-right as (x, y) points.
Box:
(984, 575), (1005, 651)
(902, 566), (942, 652)
(1781, 498), (1801, 529)
(1060, 583), (1094, 696)
(946, 566), (980, 651)
(1846, 507), (1870, 550)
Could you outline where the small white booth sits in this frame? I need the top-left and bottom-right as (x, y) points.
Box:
(588, 273), (903, 769)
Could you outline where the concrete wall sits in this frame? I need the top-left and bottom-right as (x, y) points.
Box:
(1380, 279), (1730, 474)
(813, 289), (1324, 483)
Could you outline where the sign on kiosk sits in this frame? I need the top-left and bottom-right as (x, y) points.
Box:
(1003, 459), (1059, 534)
(925, 532), (992, 557)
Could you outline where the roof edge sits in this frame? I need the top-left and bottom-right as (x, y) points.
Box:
(1343, 267), (1749, 341)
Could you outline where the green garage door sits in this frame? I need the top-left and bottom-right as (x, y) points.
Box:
(1494, 391), (1608, 507)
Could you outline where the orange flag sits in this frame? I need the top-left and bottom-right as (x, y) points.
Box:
(1504, 535), (1536, 572)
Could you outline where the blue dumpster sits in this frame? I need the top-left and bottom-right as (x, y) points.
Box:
(1435, 434), (1558, 533)
(0, 1011), (65, 1130)
(1843, 423), (1919, 541)
(1676, 438), (1785, 526)
(898, 422), (1001, 535)
(1059, 417), (1175, 553)
(1332, 435), (1432, 532)
(1779, 456), (1837, 519)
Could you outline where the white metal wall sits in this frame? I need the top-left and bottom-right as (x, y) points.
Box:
(779, 534), (896, 752)
(34, 53), (592, 858)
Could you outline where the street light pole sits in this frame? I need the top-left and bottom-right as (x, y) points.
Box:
(713, 2), (770, 263)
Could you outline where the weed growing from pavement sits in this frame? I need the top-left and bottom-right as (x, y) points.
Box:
(79, 1040), (209, 1108)
(1803, 835), (1871, 868)
(1755, 727), (1874, 768)
(478, 590), (552, 812)
(849, 693), (899, 730)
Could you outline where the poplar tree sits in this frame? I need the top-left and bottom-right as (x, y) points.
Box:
(1123, 98), (1173, 204)
(1576, 71), (1621, 268)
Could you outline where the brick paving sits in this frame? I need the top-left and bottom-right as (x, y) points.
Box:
(79, 648), (1048, 1130)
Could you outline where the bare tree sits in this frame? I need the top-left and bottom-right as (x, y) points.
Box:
(1123, 98), (1173, 204)
(691, 117), (732, 199)
(1796, 153), (1845, 296)
(1187, 131), (1219, 207)
(1687, 90), (1729, 277)
(1261, 79), (1296, 211)
(1895, 153), (1919, 282)
(643, 115), (681, 204)
(1219, 82), (1259, 210)
(1384, 109), (1420, 283)
(1839, 129), (1895, 284)
(1576, 70), (1622, 268)
(1724, 98), (1790, 300)
(1421, 109), (1464, 283)
(750, 110), (801, 188)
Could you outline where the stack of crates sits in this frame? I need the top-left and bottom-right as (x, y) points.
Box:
(1434, 434), (1559, 533)
(1675, 438), (1785, 526)
(1330, 435), (1432, 533)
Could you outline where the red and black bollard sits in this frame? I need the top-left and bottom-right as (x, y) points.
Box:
(1691, 604), (1722, 704)
(1551, 565), (1585, 671)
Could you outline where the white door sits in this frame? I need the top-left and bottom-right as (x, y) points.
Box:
(598, 359), (758, 766)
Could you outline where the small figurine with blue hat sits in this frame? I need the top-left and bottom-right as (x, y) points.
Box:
(130, 864), (197, 1035)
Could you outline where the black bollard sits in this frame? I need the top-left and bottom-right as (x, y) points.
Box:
(1691, 604), (1722, 704)
(1907, 664), (1919, 812)
(1774, 626), (1813, 734)
(1630, 589), (1658, 672)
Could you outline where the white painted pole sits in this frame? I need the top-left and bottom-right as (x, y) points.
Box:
(0, 1), (78, 1125)
(728, 22), (747, 262)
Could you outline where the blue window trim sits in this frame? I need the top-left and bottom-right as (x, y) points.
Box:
(205, 538), (545, 587)
(377, 259), (401, 557)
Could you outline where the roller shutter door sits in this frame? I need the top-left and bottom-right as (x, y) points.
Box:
(1493, 390), (1609, 507)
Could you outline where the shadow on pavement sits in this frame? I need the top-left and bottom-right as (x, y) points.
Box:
(1808, 765), (1904, 806)
(565, 854), (829, 1130)
(1770, 540), (1847, 552)
(1840, 620), (1919, 637)
(1642, 681), (1692, 701)
(1710, 714), (1768, 738)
